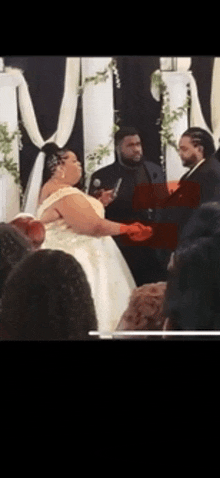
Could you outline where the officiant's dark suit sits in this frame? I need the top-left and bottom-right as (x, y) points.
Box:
(89, 155), (168, 223)
(88, 127), (169, 285)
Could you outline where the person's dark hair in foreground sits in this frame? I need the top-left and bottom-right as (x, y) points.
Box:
(163, 201), (220, 331)
(1, 249), (98, 340)
(0, 222), (31, 298)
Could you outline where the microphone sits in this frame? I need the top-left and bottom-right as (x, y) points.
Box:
(93, 178), (101, 188)
(92, 178), (103, 198)
(92, 177), (122, 201)
(113, 178), (123, 198)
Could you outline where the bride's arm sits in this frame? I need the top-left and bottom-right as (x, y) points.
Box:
(55, 193), (123, 237)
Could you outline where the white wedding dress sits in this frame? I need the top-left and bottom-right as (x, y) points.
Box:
(37, 186), (136, 334)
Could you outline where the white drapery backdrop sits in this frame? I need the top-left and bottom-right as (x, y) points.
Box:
(2, 56), (220, 218)
(0, 71), (21, 221)
(0, 70), (22, 221)
(3, 57), (115, 216)
(19, 57), (81, 215)
(211, 57), (220, 149)
(1, 58), (80, 217)
(81, 57), (115, 189)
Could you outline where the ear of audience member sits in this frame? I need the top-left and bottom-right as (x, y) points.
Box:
(164, 202), (220, 331)
(0, 222), (32, 299)
(10, 216), (45, 249)
(1, 249), (98, 340)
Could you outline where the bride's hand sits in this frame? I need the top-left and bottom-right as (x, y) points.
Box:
(121, 222), (153, 241)
(97, 189), (115, 207)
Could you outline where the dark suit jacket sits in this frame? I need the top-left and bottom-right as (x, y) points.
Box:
(89, 157), (170, 285)
(88, 157), (169, 223)
(152, 156), (220, 250)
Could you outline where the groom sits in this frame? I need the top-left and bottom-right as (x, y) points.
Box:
(145, 127), (220, 256)
(168, 126), (220, 242)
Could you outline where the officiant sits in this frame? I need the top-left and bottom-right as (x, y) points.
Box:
(88, 126), (169, 285)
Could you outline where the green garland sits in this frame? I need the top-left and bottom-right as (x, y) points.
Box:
(151, 70), (190, 152)
(86, 123), (120, 175)
(84, 65), (190, 181)
(79, 58), (121, 179)
(0, 122), (23, 193)
(78, 58), (121, 95)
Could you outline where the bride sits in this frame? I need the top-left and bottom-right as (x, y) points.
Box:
(35, 143), (153, 334)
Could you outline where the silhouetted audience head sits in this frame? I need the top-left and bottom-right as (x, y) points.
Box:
(164, 201), (220, 331)
(10, 214), (45, 249)
(0, 222), (31, 298)
(1, 249), (98, 340)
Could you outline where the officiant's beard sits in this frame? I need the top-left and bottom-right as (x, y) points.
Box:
(120, 154), (143, 167)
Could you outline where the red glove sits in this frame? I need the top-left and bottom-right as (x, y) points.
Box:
(120, 222), (153, 241)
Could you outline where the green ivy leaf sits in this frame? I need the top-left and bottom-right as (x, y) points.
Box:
(0, 122), (22, 191)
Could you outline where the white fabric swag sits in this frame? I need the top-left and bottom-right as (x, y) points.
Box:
(6, 57), (80, 215)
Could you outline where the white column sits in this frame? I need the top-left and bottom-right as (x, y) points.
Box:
(162, 71), (190, 183)
(81, 57), (115, 189)
(211, 57), (220, 148)
(0, 72), (20, 222)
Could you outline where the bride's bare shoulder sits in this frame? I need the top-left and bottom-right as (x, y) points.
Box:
(39, 182), (73, 205)
(38, 182), (53, 204)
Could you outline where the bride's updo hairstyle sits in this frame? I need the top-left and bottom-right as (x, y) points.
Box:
(41, 142), (68, 186)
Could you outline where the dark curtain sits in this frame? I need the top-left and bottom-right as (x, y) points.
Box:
(4, 56), (215, 190)
(114, 56), (161, 165)
(191, 56), (215, 131)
